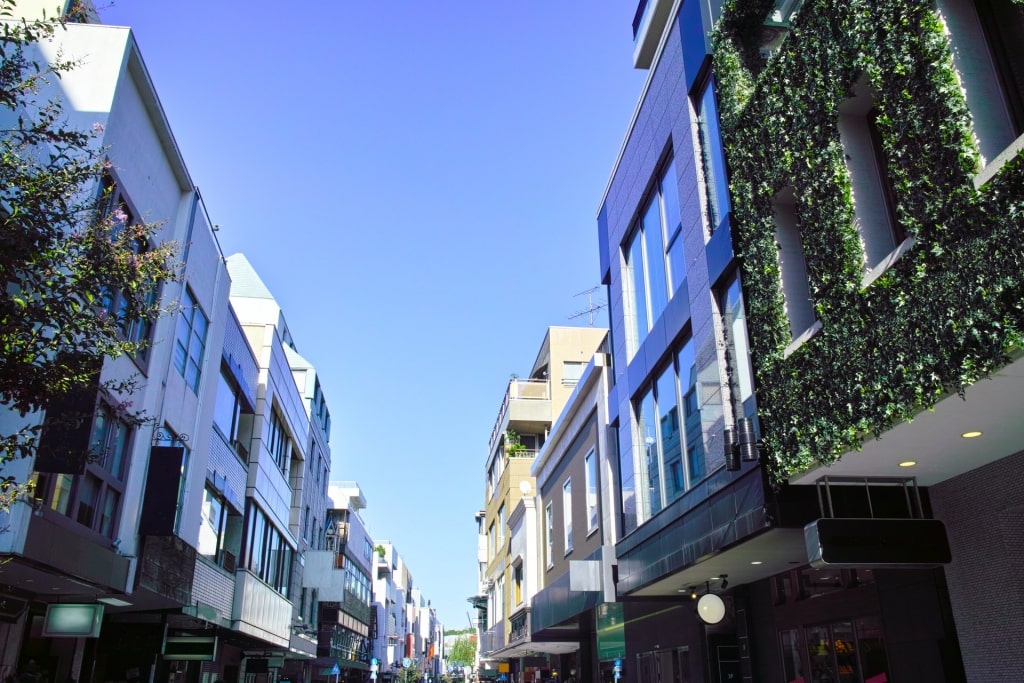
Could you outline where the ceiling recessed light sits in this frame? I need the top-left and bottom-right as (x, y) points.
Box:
(898, 461), (917, 468)
(751, 560), (763, 565)
(961, 431), (982, 439)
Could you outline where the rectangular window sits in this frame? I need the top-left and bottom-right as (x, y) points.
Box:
(199, 486), (226, 561)
(779, 629), (802, 683)
(563, 361), (586, 385)
(771, 186), (816, 339)
(545, 503), (554, 568)
(940, 0), (1024, 164)
(268, 408), (291, 473)
(514, 564), (523, 604)
(637, 389), (661, 518)
(244, 502), (294, 596)
(214, 366), (245, 444)
(654, 363), (683, 503)
(34, 401), (132, 538)
(616, 424), (637, 536)
(695, 74), (731, 235)
(488, 522), (496, 559)
(96, 174), (159, 358)
(562, 478), (573, 554)
(722, 276), (756, 407)
(498, 504), (506, 547)
(837, 76), (907, 278)
(623, 160), (685, 356)
(173, 286), (209, 392)
(678, 338), (707, 484)
(585, 449), (599, 533)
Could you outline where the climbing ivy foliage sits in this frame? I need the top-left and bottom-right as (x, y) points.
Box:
(712, 0), (1024, 485)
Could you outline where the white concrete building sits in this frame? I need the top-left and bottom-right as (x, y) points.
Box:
(0, 5), (231, 680)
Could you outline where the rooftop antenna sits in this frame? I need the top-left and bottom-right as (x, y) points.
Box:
(569, 286), (607, 326)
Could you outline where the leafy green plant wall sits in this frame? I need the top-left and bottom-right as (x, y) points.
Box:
(712, 0), (1024, 484)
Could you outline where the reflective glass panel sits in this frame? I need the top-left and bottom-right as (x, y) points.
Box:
(638, 389), (661, 516)
(656, 364), (684, 503)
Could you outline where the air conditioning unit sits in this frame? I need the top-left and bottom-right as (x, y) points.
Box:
(221, 550), (237, 572)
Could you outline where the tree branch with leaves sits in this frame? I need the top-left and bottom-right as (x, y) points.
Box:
(0, 1), (179, 508)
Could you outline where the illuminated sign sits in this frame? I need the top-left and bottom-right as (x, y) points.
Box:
(42, 604), (104, 638)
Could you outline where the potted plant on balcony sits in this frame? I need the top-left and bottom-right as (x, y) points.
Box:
(505, 429), (527, 458)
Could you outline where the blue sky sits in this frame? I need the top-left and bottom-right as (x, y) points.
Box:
(101, 1), (647, 629)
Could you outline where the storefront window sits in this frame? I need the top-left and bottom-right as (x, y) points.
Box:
(780, 629), (802, 682)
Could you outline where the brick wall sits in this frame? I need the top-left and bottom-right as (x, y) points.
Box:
(930, 450), (1024, 683)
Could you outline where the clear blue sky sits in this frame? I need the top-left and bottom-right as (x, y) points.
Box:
(101, 1), (646, 629)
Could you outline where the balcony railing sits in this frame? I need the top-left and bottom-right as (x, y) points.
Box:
(509, 609), (531, 644)
(488, 379), (550, 453)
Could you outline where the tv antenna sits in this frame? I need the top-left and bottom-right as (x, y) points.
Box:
(569, 286), (607, 326)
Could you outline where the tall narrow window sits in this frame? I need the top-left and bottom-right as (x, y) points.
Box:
(268, 408), (291, 473)
(722, 276), (756, 407)
(939, 0), (1024, 164)
(616, 424), (637, 535)
(585, 449), (599, 533)
(174, 286), (209, 392)
(656, 363), (684, 503)
(625, 229), (649, 353)
(562, 478), (573, 554)
(95, 174), (160, 358)
(624, 159), (686, 356)
(678, 338), (706, 484)
(772, 187), (816, 341)
(838, 75), (906, 275)
(695, 75), (731, 235)
(637, 389), (661, 518)
(545, 503), (554, 567)
(498, 504), (506, 547)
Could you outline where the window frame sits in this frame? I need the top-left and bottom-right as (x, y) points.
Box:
(584, 448), (599, 535)
(562, 478), (573, 555)
(693, 72), (731, 237)
(545, 502), (555, 568)
(32, 399), (133, 539)
(173, 285), (210, 392)
(96, 172), (160, 362)
(623, 157), (685, 356)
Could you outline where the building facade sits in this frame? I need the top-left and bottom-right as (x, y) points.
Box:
(594, 0), (1023, 682)
(471, 327), (606, 678)
(0, 6), (233, 681)
(528, 336), (619, 683)
(303, 483), (374, 683)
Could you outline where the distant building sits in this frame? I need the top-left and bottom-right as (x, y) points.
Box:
(471, 327), (606, 678)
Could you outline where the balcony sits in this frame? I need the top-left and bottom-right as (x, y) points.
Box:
(233, 570), (292, 647)
(508, 608), (531, 645)
(632, 0), (673, 68)
(488, 379), (550, 454)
